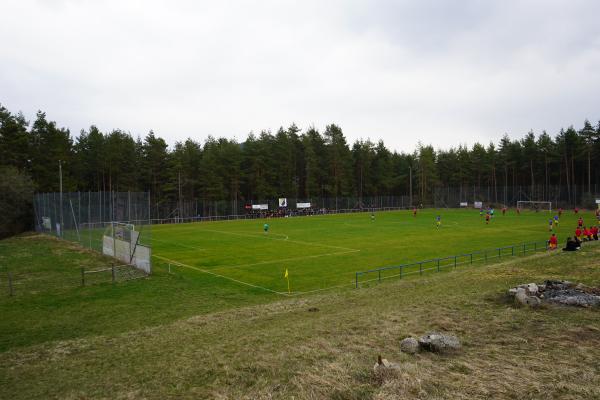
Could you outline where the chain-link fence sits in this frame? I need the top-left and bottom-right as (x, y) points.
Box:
(32, 191), (152, 272)
(147, 186), (600, 224)
(433, 184), (600, 209)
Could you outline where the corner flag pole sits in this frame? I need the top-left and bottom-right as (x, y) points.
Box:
(285, 268), (290, 294)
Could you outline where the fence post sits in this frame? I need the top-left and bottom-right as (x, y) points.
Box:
(419, 262), (422, 276)
(111, 264), (116, 284)
(512, 246), (514, 256)
(534, 242), (537, 252)
(522, 243), (526, 254)
(355, 272), (358, 289)
(81, 267), (85, 286)
(378, 270), (381, 282)
(8, 272), (13, 297)
(498, 248), (501, 258)
(454, 256), (457, 269)
(400, 265), (403, 279)
(437, 258), (440, 272)
(470, 253), (473, 265)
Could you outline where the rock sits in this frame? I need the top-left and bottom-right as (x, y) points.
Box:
(373, 355), (400, 372)
(526, 283), (539, 295)
(400, 337), (419, 354)
(307, 307), (319, 312)
(418, 332), (461, 353)
(524, 296), (541, 307)
(514, 287), (528, 303)
(514, 288), (541, 308)
(538, 284), (546, 292)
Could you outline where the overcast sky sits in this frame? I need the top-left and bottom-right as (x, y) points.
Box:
(1, 0), (599, 152)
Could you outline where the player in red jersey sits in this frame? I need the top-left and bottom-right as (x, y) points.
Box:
(583, 227), (592, 241)
(413, 207), (417, 217)
(558, 208), (563, 217)
(578, 217), (584, 227)
(485, 213), (490, 225)
(502, 207), (507, 215)
(575, 227), (583, 241)
(574, 207), (579, 214)
(592, 225), (599, 240)
(548, 233), (558, 250)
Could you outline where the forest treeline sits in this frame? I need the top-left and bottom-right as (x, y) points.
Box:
(1, 103), (600, 210)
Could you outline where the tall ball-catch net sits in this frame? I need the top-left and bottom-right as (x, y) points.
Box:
(32, 191), (152, 274)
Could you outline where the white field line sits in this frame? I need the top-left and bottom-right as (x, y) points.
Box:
(153, 255), (289, 296)
(211, 249), (360, 272)
(190, 228), (359, 252)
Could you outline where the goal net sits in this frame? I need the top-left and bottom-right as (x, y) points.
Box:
(516, 201), (552, 212)
(102, 222), (152, 274)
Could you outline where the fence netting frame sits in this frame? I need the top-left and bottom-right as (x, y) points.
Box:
(32, 191), (152, 274)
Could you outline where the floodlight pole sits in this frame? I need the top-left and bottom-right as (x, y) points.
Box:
(409, 166), (413, 208)
(59, 160), (64, 237)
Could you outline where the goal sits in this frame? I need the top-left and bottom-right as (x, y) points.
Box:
(516, 201), (552, 212)
(102, 222), (152, 274)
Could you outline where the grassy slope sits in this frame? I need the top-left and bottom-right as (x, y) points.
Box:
(0, 235), (276, 351)
(152, 209), (596, 292)
(1, 234), (600, 398)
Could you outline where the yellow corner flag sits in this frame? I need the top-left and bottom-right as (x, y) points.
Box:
(284, 268), (290, 294)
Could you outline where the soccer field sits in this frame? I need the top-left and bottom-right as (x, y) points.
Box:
(151, 208), (598, 294)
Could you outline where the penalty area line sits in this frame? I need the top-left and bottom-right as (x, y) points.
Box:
(153, 255), (289, 297)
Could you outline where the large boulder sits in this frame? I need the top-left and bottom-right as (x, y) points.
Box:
(400, 337), (419, 354)
(418, 332), (461, 353)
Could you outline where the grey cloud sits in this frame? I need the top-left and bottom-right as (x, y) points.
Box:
(1, 0), (599, 152)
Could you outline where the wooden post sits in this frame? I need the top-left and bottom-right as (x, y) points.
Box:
(81, 267), (85, 286)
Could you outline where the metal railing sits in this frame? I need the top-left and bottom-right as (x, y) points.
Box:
(355, 240), (553, 288)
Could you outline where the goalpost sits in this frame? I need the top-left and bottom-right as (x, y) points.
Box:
(516, 201), (552, 212)
(102, 222), (152, 274)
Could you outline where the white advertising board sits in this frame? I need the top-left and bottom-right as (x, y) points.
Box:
(297, 202), (311, 209)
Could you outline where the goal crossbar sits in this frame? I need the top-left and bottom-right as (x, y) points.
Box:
(516, 201), (552, 212)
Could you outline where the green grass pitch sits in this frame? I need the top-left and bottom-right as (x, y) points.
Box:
(151, 208), (598, 294)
